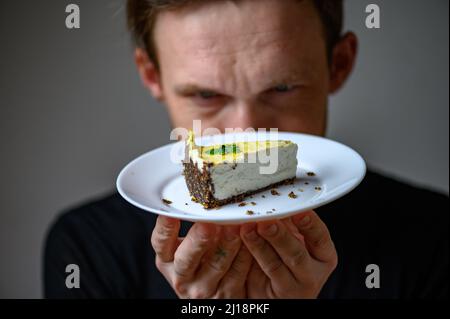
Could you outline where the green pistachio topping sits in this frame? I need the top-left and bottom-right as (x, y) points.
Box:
(207, 144), (240, 156)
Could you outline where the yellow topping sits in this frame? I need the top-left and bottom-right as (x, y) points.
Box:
(187, 131), (294, 165)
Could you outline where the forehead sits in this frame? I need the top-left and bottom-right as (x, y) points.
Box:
(153, 0), (326, 85)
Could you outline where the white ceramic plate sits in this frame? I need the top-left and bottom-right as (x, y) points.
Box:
(117, 132), (366, 224)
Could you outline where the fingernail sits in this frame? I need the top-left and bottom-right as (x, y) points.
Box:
(261, 223), (278, 236)
(224, 226), (239, 241)
(298, 215), (311, 227)
(197, 223), (214, 239)
(243, 224), (258, 241)
(245, 230), (259, 241)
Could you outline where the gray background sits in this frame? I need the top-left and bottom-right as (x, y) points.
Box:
(0, 0), (448, 298)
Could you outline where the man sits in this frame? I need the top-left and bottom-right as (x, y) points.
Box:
(44, 0), (448, 298)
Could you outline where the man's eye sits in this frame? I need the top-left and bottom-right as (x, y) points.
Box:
(197, 91), (219, 99)
(191, 90), (225, 108)
(271, 84), (296, 93)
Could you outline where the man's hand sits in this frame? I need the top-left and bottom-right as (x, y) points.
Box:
(151, 216), (253, 298)
(241, 210), (337, 298)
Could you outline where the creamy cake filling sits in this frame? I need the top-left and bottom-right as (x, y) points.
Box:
(209, 144), (298, 200)
(184, 131), (298, 207)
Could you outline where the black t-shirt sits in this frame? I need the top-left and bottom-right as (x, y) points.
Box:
(43, 170), (449, 299)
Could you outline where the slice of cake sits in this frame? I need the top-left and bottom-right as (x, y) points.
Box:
(183, 131), (298, 209)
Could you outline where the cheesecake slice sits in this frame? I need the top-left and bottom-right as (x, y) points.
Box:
(183, 131), (298, 209)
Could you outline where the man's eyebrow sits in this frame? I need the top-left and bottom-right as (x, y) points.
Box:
(174, 84), (222, 95)
(265, 72), (309, 87)
(173, 73), (308, 95)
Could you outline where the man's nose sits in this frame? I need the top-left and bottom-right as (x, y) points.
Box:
(228, 101), (273, 130)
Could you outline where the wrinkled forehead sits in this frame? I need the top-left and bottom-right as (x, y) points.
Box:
(153, 0), (324, 62)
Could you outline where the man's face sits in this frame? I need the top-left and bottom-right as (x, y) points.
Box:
(152, 0), (332, 136)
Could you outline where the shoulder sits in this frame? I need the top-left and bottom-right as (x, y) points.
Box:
(356, 170), (448, 206)
(48, 192), (155, 238)
(43, 192), (157, 298)
(332, 169), (449, 224)
(318, 169), (448, 298)
(326, 169), (449, 233)
(45, 192), (158, 265)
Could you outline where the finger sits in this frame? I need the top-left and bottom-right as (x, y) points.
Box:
(241, 223), (294, 283)
(281, 218), (305, 243)
(197, 225), (243, 287)
(247, 260), (269, 299)
(151, 216), (180, 263)
(173, 223), (218, 279)
(219, 239), (253, 292)
(257, 220), (312, 278)
(292, 211), (337, 264)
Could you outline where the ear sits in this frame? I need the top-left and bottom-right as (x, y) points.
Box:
(134, 48), (164, 101)
(329, 32), (358, 94)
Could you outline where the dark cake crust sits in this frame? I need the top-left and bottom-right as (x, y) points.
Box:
(183, 160), (295, 209)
